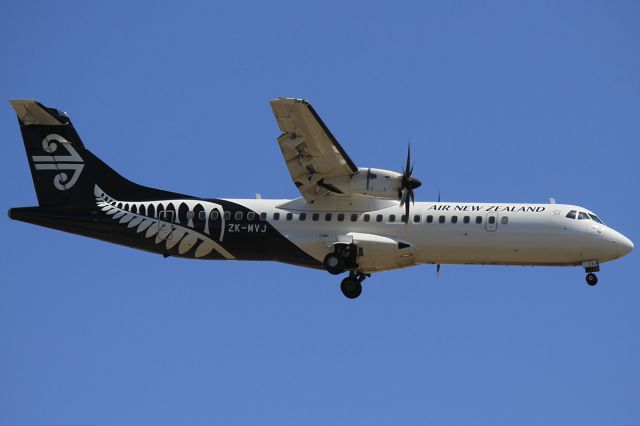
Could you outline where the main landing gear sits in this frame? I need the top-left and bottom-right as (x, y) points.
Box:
(323, 244), (358, 275)
(323, 245), (368, 299)
(583, 260), (599, 286)
(340, 272), (368, 299)
(323, 252), (345, 275)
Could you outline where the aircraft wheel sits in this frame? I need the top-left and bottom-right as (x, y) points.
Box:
(324, 253), (345, 275)
(586, 273), (598, 286)
(340, 276), (362, 299)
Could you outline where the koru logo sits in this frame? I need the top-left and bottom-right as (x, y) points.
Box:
(31, 134), (85, 190)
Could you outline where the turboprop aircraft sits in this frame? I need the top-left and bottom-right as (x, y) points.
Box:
(8, 98), (633, 298)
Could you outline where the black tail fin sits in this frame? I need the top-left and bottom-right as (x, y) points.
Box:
(10, 99), (185, 207)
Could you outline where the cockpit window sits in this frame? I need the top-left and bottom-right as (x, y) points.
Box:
(566, 210), (577, 219)
(578, 211), (590, 220)
(588, 213), (604, 224)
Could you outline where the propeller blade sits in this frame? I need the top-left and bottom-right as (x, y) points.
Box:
(399, 142), (420, 222)
(436, 264), (441, 278)
(405, 144), (411, 177)
(404, 199), (410, 223)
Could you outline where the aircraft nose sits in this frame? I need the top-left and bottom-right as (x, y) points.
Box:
(619, 234), (634, 257)
(610, 230), (633, 258)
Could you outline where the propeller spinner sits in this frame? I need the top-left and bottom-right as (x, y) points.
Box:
(399, 144), (422, 223)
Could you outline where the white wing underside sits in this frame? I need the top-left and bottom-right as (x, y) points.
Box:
(270, 98), (358, 202)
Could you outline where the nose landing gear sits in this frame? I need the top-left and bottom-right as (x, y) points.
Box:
(583, 260), (600, 286)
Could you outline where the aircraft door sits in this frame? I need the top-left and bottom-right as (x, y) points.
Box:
(485, 213), (498, 232)
(158, 210), (174, 240)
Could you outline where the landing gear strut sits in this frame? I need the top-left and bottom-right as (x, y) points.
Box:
(340, 271), (368, 299)
(583, 260), (599, 286)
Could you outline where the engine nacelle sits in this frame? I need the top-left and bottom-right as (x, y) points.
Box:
(322, 167), (402, 200)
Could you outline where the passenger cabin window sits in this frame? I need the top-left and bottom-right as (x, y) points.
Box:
(273, 212), (280, 220)
(566, 210), (577, 219)
(501, 216), (509, 225)
(451, 216), (458, 224)
(286, 213), (293, 221)
(426, 215), (433, 223)
(438, 215), (445, 223)
(413, 214), (421, 223)
(578, 212), (590, 220)
(247, 212), (255, 221)
(199, 211), (207, 220)
(351, 214), (358, 222)
(488, 216), (496, 224)
(235, 211), (243, 220)
(312, 213), (319, 221)
(325, 213), (332, 221)
(260, 212), (267, 220)
(389, 215), (396, 223)
(299, 213), (306, 221)
(211, 211), (220, 220)
(363, 214), (370, 222)
(463, 216), (470, 224)
(476, 216), (482, 224)
(224, 211), (231, 220)
(337, 213), (345, 222)
(376, 214), (383, 222)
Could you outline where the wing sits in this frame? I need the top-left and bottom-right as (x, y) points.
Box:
(270, 98), (358, 202)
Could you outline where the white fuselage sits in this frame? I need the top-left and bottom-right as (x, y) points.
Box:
(225, 198), (633, 274)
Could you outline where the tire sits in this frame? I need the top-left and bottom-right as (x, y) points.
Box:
(586, 273), (598, 286)
(323, 253), (345, 275)
(340, 277), (362, 299)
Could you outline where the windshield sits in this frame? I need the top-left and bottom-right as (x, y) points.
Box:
(588, 213), (604, 224)
(566, 210), (605, 225)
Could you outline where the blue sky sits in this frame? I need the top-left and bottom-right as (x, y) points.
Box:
(1, 1), (638, 425)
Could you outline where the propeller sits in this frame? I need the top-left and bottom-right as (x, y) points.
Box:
(399, 144), (422, 223)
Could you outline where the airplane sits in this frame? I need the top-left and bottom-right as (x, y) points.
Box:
(8, 98), (633, 299)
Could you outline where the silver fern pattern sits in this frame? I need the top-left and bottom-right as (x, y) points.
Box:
(94, 185), (235, 259)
